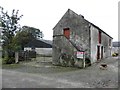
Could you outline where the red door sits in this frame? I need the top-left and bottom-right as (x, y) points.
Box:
(63, 28), (70, 39)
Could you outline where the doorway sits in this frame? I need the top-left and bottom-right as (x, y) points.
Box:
(97, 45), (100, 60)
(101, 46), (103, 59)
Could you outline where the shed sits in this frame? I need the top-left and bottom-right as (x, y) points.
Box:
(24, 39), (52, 56)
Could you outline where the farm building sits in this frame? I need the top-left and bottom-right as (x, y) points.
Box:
(24, 39), (52, 56)
(52, 9), (113, 68)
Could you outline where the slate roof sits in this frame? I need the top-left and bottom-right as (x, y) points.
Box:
(40, 39), (52, 45)
(53, 9), (113, 39)
(112, 42), (120, 47)
(24, 39), (52, 48)
(89, 23), (113, 39)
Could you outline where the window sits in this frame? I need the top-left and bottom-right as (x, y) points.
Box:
(63, 28), (70, 39)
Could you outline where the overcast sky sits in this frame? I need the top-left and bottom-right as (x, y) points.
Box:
(0, 0), (119, 41)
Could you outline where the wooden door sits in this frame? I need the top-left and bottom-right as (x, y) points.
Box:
(63, 28), (70, 39)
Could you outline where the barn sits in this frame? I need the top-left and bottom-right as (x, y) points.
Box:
(52, 9), (113, 67)
(24, 39), (52, 56)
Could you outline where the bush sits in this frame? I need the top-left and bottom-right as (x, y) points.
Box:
(112, 53), (118, 57)
(85, 58), (91, 66)
(3, 56), (15, 64)
(69, 57), (75, 66)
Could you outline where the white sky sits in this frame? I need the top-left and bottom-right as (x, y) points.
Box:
(0, 0), (119, 41)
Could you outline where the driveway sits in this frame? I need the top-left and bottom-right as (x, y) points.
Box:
(2, 56), (118, 88)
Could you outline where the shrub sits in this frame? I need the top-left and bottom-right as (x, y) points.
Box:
(69, 57), (75, 66)
(85, 58), (91, 66)
(3, 56), (15, 64)
(112, 53), (118, 57)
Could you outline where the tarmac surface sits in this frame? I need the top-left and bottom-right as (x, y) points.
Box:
(1, 56), (119, 88)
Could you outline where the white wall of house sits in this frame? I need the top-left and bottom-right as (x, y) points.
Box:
(35, 48), (52, 56)
(90, 25), (112, 64)
(90, 25), (99, 63)
(101, 32), (112, 57)
(24, 47), (52, 56)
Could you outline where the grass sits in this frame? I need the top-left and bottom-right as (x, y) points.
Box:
(0, 58), (2, 68)
(1, 56), (80, 74)
(2, 63), (22, 69)
(0, 58), (2, 64)
(1, 57), (21, 69)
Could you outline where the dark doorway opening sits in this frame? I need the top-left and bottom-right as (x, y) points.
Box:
(97, 45), (100, 60)
(101, 46), (103, 59)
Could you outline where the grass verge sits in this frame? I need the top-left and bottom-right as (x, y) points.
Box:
(0, 58), (2, 68)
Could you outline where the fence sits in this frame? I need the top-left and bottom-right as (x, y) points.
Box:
(18, 50), (36, 61)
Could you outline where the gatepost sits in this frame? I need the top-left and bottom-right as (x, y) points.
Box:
(76, 51), (85, 68)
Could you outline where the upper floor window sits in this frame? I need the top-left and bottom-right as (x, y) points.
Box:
(63, 28), (70, 39)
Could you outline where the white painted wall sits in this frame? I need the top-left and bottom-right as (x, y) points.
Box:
(36, 48), (52, 55)
(90, 25), (99, 63)
(90, 25), (112, 63)
(24, 47), (52, 56)
(24, 47), (31, 51)
(101, 31), (112, 58)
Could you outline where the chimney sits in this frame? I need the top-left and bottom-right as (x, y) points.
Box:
(79, 14), (84, 18)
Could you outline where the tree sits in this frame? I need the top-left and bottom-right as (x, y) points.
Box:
(13, 26), (44, 50)
(22, 26), (44, 40)
(0, 6), (23, 64)
(13, 30), (35, 50)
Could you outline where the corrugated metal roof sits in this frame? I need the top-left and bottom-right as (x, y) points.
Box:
(24, 39), (52, 48)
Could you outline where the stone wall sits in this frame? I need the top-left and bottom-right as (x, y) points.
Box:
(53, 9), (112, 67)
(53, 9), (91, 67)
(90, 25), (112, 63)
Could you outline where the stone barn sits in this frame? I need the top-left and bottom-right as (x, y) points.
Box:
(52, 9), (113, 68)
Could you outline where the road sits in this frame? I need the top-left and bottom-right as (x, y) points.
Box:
(1, 56), (118, 88)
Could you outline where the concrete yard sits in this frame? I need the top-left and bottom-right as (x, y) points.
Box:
(1, 56), (118, 88)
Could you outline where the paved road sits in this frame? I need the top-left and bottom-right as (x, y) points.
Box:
(2, 56), (118, 88)
(2, 69), (90, 88)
